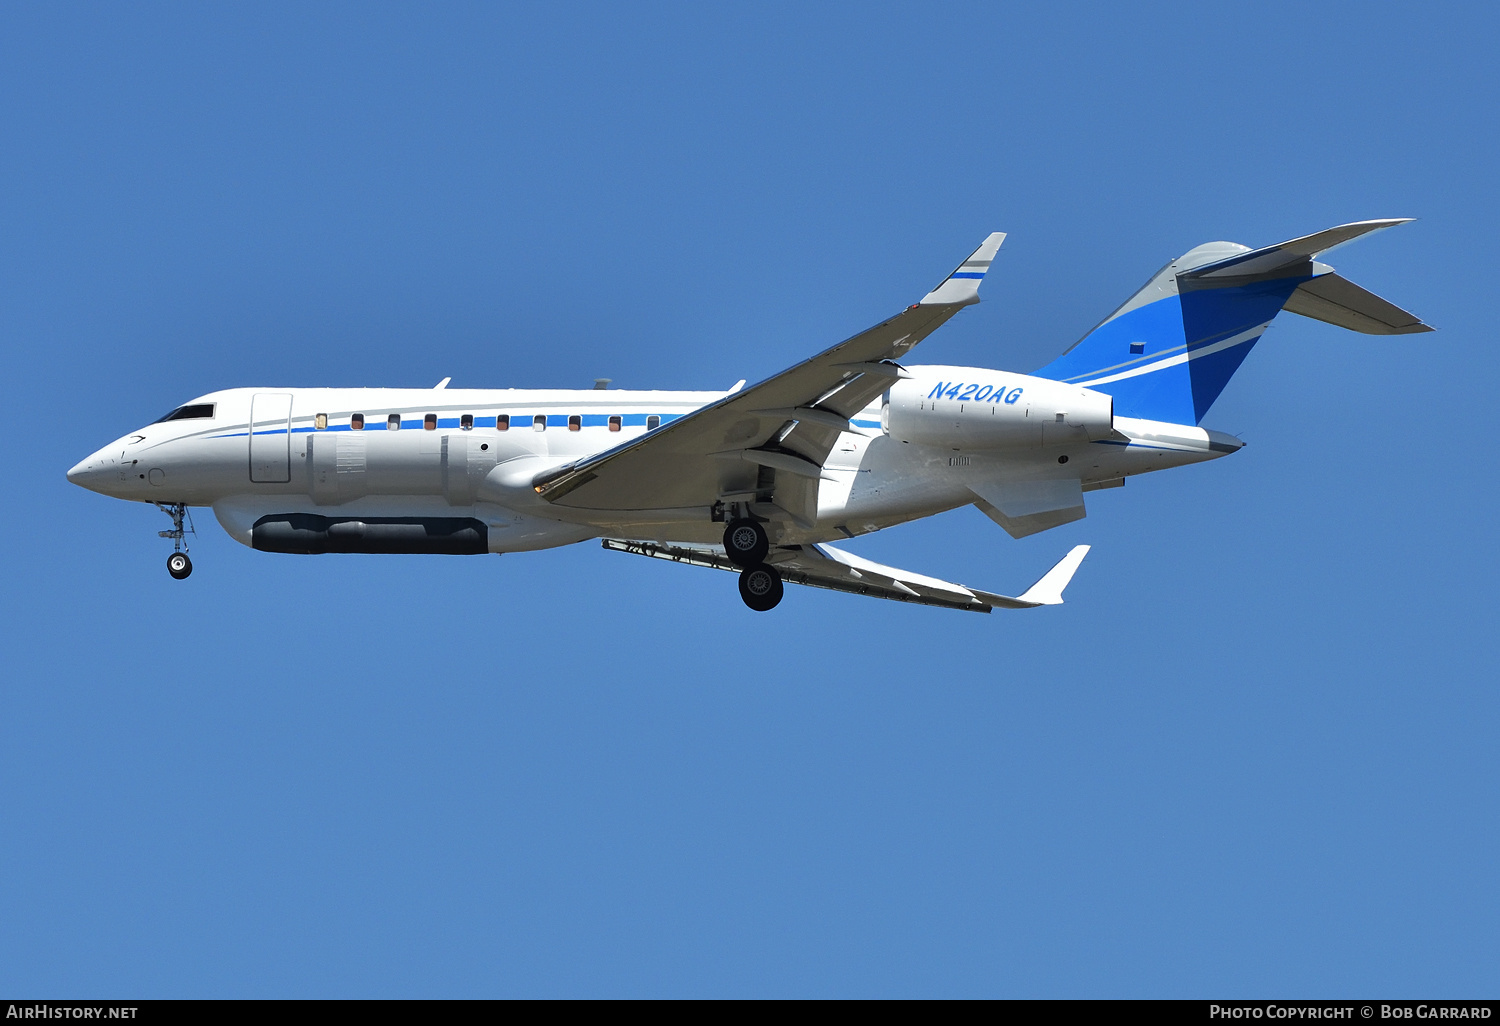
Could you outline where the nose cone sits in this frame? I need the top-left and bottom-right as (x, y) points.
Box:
(67, 452), (114, 494)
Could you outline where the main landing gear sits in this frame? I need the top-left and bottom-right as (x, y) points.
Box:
(723, 518), (782, 610)
(723, 518), (769, 567)
(738, 562), (784, 612)
(154, 502), (196, 580)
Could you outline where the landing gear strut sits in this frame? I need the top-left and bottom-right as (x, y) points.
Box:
(738, 563), (784, 611)
(723, 517), (769, 567)
(154, 502), (195, 580)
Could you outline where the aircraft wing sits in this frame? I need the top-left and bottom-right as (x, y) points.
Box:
(602, 538), (1090, 614)
(532, 233), (1006, 526)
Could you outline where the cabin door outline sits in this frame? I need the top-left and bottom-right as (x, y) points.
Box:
(249, 393), (293, 483)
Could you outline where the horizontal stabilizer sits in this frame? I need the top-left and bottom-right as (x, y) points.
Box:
(1283, 272), (1432, 334)
(1182, 219), (1414, 281)
(601, 537), (1089, 613)
(920, 232), (1006, 306)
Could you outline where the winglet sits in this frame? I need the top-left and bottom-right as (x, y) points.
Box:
(1016, 544), (1091, 605)
(919, 232), (1006, 306)
(965, 544), (1091, 609)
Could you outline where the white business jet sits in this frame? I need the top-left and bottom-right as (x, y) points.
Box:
(67, 221), (1428, 612)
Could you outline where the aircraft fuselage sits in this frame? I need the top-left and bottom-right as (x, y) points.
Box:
(67, 373), (1237, 556)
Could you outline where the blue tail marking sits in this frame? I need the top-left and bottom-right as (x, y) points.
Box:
(1034, 243), (1311, 425)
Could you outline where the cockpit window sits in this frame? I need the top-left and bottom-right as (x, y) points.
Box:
(154, 403), (216, 423)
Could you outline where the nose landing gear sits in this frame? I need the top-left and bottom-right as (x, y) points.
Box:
(154, 502), (196, 580)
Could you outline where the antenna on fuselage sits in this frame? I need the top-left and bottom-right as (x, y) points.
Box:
(593, 378), (611, 390)
(434, 377), (451, 389)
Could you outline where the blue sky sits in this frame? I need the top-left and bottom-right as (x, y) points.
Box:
(2, 2), (1495, 997)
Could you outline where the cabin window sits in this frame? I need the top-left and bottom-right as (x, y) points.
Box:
(460, 414), (473, 431)
(646, 415), (661, 430)
(387, 414), (401, 430)
(1129, 342), (1145, 355)
(314, 413), (328, 430)
(608, 415), (621, 432)
(533, 415), (547, 431)
(568, 414), (581, 432)
(351, 413), (365, 430)
(154, 403), (216, 423)
(424, 413), (437, 430)
(496, 414), (510, 431)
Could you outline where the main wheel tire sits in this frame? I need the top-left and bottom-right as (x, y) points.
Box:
(723, 518), (769, 567)
(738, 562), (783, 611)
(167, 552), (192, 580)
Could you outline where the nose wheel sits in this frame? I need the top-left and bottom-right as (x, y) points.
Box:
(738, 563), (783, 611)
(153, 501), (196, 580)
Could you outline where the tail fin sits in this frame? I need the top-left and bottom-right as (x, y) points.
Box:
(1034, 219), (1430, 424)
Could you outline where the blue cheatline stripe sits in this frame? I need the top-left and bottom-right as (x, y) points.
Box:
(218, 412), (894, 439)
(270, 412), (877, 431)
(949, 272), (985, 279)
(206, 411), (691, 439)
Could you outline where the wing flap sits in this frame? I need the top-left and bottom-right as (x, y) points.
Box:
(969, 478), (1087, 539)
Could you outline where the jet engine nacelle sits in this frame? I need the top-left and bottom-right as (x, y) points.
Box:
(885, 366), (1114, 450)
